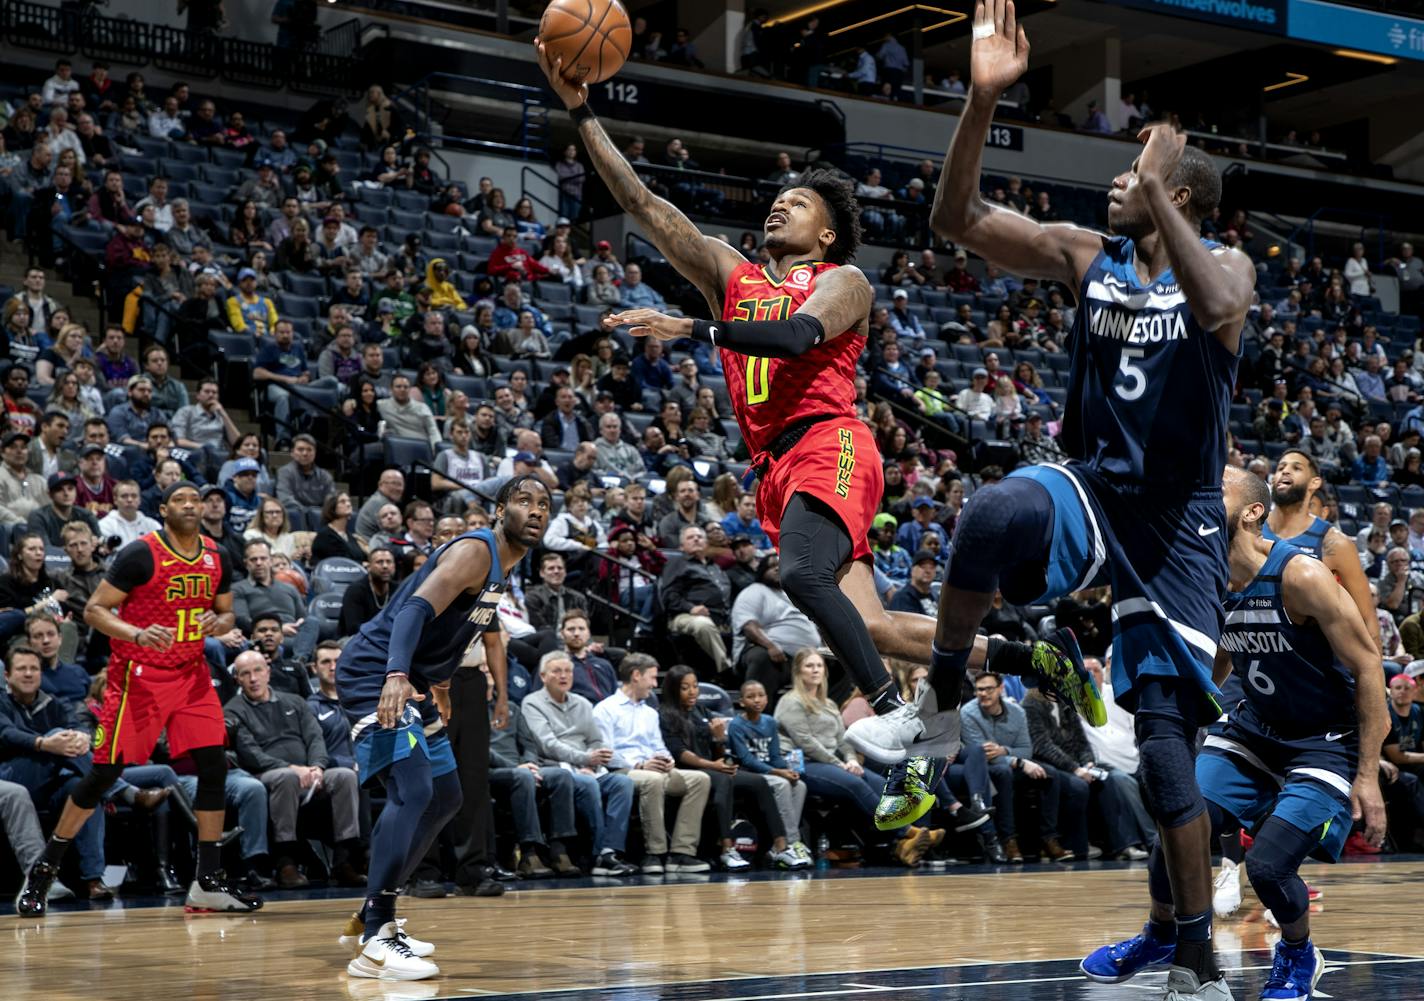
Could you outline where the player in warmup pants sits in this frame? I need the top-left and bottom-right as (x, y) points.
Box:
(15, 482), (260, 917)
(901, 2), (1259, 995)
(536, 40), (1105, 832)
(335, 476), (548, 982)
(1083, 467), (1387, 1001)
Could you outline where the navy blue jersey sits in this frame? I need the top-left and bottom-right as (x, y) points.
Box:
(1220, 542), (1356, 742)
(339, 529), (505, 695)
(1263, 515), (1329, 560)
(1062, 235), (1240, 492)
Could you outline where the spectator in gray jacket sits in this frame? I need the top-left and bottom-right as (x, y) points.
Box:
(274, 435), (334, 510)
(377, 373), (440, 449)
(232, 539), (304, 630)
(224, 652), (364, 888)
(592, 412), (645, 480)
(960, 671), (1077, 863)
(519, 651), (638, 876)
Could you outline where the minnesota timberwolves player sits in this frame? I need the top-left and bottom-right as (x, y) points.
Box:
(1211, 448), (1381, 916)
(872, 0), (1257, 994)
(1083, 466), (1386, 1000)
(335, 475), (549, 981)
(1264, 450), (1377, 640)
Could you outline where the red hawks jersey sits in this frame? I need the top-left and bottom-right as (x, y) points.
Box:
(719, 260), (864, 457)
(106, 531), (232, 668)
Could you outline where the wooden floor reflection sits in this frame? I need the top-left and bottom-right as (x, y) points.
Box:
(9, 859), (1423, 1000)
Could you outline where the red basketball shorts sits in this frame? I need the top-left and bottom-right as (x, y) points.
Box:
(756, 418), (884, 563)
(91, 658), (226, 765)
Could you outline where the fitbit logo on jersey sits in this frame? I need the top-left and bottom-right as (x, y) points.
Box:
(1089, 306), (1188, 344)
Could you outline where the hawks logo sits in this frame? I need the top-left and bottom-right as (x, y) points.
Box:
(788, 268), (812, 289)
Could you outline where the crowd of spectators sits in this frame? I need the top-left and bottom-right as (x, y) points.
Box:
(0, 55), (1422, 899)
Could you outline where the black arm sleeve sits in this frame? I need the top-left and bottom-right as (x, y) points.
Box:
(105, 541), (155, 593)
(690, 314), (825, 359)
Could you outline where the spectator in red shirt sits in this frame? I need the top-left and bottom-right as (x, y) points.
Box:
(943, 249), (981, 294)
(487, 225), (550, 282)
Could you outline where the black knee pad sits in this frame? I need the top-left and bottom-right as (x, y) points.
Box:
(777, 495), (850, 612)
(70, 763), (127, 810)
(1137, 735), (1205, 828)
(1244, 817), (1314, 926)
(189, 745), (229, 812)
(946, 477), (1054, 597)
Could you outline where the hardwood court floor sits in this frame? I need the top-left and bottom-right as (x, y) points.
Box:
(9, 859), (1424, 1000)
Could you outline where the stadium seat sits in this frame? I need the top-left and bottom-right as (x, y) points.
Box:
(308, 592), (346, 642)
(383, 435), (434, 470)
(310, 557), (366, 596)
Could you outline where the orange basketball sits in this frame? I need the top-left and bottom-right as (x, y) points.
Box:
(539, 0), (632, 86)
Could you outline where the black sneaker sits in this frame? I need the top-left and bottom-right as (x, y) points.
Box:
(951, 798), (992, 833)
(406, 878), (448, 899)
(665, 853), (710, 873)
(15, 859), (57, 918)
(592, 852), (638, 877)
(185, 870), (263, 912)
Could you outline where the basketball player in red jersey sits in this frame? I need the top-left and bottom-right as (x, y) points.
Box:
(537, 42), (1101, 825)
(15, 481), (262, 917)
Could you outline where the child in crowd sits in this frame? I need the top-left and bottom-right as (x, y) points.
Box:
(727, 680), (811, 868)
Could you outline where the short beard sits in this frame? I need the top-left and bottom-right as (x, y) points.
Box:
(1270, 481), (1308, 509)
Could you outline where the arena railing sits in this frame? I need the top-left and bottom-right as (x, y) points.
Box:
(388, 72), (549, 161)
(0, 0), (363, 95)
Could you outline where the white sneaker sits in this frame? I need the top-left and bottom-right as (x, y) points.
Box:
(845, 684), (928, 762)
(1162, 965), (1234, 1000)
(46, 880), (75, 901)
(791, 841), (812, 863)
(718, 848), (751, 871)
(1213, 859), (1242, 918)
(768, 847), (808, 870)
(1120, 846), (1149, 861)
(340, 913), (435, 958)
(346, 921), (440, 981)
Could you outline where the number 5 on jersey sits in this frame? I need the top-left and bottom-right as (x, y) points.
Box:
(1116, 347), (1147, 401)
(732, 295), (791, 406)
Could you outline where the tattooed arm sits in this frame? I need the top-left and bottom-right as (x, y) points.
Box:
(536, 42), (744, 313)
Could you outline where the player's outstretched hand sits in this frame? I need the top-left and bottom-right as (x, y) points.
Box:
(1352, 773), (1387, 847)
(378, 672), (422, 729)
(607, 308), (692, 342)
(970, 0), (1029, 96)
(534, 40), (589, 111)
(1136, 123), (1187, 185)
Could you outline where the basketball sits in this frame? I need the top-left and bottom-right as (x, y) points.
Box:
(539, 0), (632, 85)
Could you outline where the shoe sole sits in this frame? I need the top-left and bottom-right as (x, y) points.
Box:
(845, 730), (911, 763)
(875, 789), (937, 831)
(1040, 629), (1109, 728)
(1078, 958), (1170, 985)
(346, 957), (439, 981)
(666, 865), (710, 873)
(953, 812), (991, 833)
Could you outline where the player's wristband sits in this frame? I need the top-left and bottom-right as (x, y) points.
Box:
(689, 314), (826, 359)
(570, 102), (595, 126)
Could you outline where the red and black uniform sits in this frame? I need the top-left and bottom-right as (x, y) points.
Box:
(720, 259), (883, 561)
(91, 530), (232, 766)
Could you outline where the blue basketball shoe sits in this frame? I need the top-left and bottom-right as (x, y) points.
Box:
(1260, 940), (1324, 1000)
(1080, 924), (1177, 984)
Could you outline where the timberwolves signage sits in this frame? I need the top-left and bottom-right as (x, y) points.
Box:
(1288, 0), (1424, 62)
(1100, 0), (1286, 33)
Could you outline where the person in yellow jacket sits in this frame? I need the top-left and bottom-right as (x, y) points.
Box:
(225, 267), (279, 336)
(424, 258), (467, 310)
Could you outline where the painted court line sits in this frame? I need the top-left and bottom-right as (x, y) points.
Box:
(436, 950), (1424, 1000)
